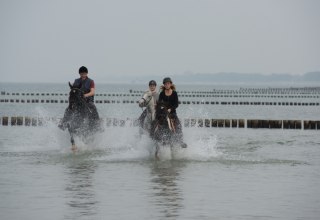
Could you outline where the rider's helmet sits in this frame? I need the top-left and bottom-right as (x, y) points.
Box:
(149, 80), (157, 86)
(163, 77), (172, 84)
(79, 66), (88, 74)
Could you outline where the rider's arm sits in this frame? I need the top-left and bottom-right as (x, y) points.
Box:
(158, 92), (164, 103)
(84, 80), (95, 98)
(166, 92), (178, 113)
(171, 91), (179, 110)
(84, 88), (95, 98)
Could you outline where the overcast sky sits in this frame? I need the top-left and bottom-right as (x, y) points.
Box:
(0, 0), (319, 83)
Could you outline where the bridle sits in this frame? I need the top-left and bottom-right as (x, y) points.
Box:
(142, 93), (153, 106)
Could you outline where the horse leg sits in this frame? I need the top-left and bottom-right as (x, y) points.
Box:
(170, 144), (175, 160)
(70, 134), (77, 152)
(68, 126), (77, 152)
(155, 144), (160, 160)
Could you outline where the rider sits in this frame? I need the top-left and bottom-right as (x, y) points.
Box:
(73, 66), (95, 102)
(73, 66), (99, 120)
(138, 80), (159, 128)
(157, 77), (187, 148)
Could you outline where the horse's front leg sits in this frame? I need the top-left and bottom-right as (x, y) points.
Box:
(68, 125), (77, 152)
(70, 134), (77, 151)
(155, 144), (160, 160)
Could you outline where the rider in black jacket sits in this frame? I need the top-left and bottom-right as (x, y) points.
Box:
(157, 77), (187, 148)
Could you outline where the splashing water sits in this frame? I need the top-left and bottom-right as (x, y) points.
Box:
(1, 118), (221, 162)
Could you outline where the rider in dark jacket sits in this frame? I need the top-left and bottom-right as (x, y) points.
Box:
(73, 66), (99, 120)
(73, 66), (95, 103)
(157, 77), (187, 148)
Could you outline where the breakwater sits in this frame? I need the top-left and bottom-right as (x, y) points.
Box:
(1, 116), (319, 130)
(1, 87), (319, 106)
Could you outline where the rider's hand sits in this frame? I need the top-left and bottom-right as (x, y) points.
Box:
(167, 108), (171, 113)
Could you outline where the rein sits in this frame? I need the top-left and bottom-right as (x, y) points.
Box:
(154, 104), (176, 133)
(143, 95), (153, 106)
(140, 94), (153, 112)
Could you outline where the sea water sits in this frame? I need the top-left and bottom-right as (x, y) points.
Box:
(0, 82), (320, 220)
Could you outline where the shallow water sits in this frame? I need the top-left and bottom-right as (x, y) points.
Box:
(1, 125), (320, 220)
(1, 83), (320, 219)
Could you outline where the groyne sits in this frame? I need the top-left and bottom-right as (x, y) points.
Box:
(1, 87), (319, 106)
(1, 116), (319, 130)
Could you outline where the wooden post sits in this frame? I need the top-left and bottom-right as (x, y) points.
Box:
(232, 119), (237, 128)
(184, 118), (190, 127)
(225, 119), (230, 128)
(2, 116), (8, 126)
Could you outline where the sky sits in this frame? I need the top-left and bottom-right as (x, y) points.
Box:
(0, 0), (319, 83)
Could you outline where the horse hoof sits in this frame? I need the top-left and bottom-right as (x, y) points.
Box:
(71, 145), (77, 152)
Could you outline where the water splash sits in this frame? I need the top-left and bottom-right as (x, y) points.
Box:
(1, 119), (221, 162)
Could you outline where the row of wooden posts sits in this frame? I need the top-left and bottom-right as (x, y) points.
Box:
(1, 116), (319, 130)
(0, 98), (319, 106)
(1, 92), (319, 99)
(0, 87), (320, 96)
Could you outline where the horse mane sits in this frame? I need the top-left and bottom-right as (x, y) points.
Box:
(155, 101), (170, 119)
(69, 81), (82, 89)
(156, 100), (169, 109)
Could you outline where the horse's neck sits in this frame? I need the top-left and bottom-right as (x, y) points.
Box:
(70, 102), (87, 115)
(146, 97), (156, 120)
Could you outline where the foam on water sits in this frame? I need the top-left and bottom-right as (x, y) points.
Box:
(2, 117), (309, 166)
(0, 118), (222, 162)
(72, 125), (221, 162)
(5, 105), (304, 165)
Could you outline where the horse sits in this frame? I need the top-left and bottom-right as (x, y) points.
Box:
(138, 91), (156, 134)
(151, 101), (187, 159)
(58, 82), (102, 151)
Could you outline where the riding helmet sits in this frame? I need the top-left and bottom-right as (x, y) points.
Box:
(79, 66), (88, 74)
(163, 77), (172, 84)
(149, 80), (157, 86)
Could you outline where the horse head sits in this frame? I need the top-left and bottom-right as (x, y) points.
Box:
(68, 82), (85, 110)
(155, 101), (170, 126)
(139, 91), (153, 108)
(139, 91), (156, 122)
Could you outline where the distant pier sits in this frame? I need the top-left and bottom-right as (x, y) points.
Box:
(1, 87), (319, 106)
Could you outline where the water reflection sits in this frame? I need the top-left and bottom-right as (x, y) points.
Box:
(150, 161), (185, 219)
(64, 159), (98, 219)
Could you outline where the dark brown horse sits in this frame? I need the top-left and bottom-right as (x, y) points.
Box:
(151, 101), (187, 159)
(58, 82), (102, 151)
